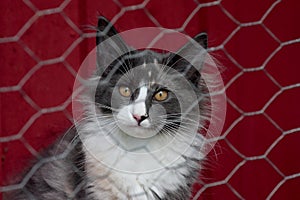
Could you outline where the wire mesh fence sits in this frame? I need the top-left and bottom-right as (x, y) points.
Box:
(1, 0), (300, 199)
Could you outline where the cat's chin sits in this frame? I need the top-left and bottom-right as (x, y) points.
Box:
(117, 123), (160, 139)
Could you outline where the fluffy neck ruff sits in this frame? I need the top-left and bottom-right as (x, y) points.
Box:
(79, 116), (205, 200)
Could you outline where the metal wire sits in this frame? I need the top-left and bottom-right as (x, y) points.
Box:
(0, 0), (299, 199)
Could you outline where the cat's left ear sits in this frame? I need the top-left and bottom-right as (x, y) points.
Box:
(193, 32), (208, 49)
(176, 32), (208, 58)
(169, 32), (208, 86)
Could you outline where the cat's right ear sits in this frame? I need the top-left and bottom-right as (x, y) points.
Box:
(96, 16), (123, 46)
(96, 16), (129, 74)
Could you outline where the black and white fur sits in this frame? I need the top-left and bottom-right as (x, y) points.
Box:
(6, 16), (210, 200)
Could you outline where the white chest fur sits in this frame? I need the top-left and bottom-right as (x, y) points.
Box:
(82, 127), (204, 199)
(80, 100), (205, 199)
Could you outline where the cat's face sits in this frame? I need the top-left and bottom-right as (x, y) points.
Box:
(96, 51), (193, 138)
(93, 17), (208, 141)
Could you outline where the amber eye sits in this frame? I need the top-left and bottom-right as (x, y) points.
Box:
(119, 86), (131, 97)
(154, 90), (168, 101)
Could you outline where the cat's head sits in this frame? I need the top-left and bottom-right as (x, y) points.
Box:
(93, 16), (208, 140)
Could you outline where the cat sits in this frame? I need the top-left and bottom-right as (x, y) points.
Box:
(5, 16), (211, 200)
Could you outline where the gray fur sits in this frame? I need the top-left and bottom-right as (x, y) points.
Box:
(4, 129), (87, 200)
(6, 16), (209, 200)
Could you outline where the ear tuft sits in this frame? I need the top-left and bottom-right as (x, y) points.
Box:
(167, 32), (208, 87)
(193, 32), (208, 49)
(96, 16), (119, 46)
(95, 16), (130, 74)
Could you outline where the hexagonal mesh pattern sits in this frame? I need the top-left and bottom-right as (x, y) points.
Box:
(1, 0), (300, 199)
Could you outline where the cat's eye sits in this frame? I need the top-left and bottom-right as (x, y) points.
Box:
(119, 86), (131, 97)
(154, 90), (168, 101)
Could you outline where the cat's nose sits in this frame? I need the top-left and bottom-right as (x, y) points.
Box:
(132, 114), (148, 125)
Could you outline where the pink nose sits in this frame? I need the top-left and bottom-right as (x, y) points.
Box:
(133, 114), (141, 122)
(132, 114), (148, 125)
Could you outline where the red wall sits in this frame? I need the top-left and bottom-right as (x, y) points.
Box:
(1, 0), (300, 199)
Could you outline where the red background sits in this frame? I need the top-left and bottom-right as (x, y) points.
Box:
(1, 0), (300, 199)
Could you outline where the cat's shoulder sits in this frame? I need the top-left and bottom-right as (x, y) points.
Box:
(4, 128), (86, 200)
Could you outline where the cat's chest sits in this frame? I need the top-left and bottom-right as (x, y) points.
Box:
(80, 120), (203, 199)
(84, 149), (190, 200)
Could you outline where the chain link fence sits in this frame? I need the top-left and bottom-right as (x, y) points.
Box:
(1, 0), (300, 199)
